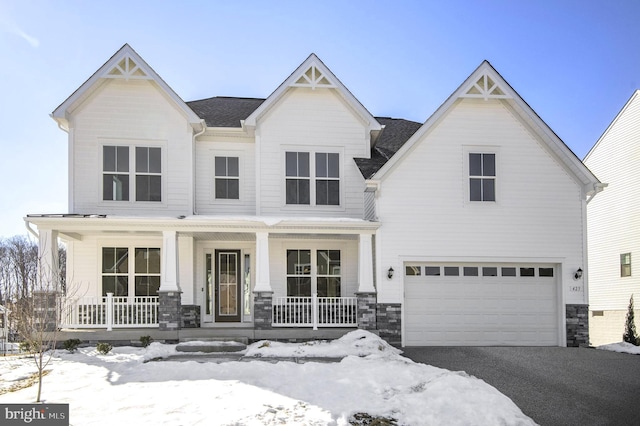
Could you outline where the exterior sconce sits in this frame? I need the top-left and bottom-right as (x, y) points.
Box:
(574, 268), (583, 280)
(387, 267), (394, 279)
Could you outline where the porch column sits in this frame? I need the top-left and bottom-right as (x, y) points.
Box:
(159, 230), (181, 331)
(38, 229), (59, 290)
(253, 232), (272, 292)
(253, 232), (273, 330)
(357, 233), (375, 293)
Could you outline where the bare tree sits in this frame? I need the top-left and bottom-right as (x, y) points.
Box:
(1, 234), (69, 402)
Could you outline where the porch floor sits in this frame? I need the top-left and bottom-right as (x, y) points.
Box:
(53, 327), (360, 346)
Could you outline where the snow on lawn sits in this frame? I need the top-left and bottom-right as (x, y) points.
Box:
(0, 331), (535, 425)
(597, 341), (640, 355)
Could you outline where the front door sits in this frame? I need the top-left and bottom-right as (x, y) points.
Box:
(214, 250), (241, 322)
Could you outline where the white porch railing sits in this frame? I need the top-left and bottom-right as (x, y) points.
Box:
(61, 293), (159, 330)
(272, 295), (358, 329)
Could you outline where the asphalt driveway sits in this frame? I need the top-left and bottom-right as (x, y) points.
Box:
(402, 346), (640, 426)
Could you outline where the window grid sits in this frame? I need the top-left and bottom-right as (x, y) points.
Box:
(285, 151), (340, 206)
(470, 153), (496, 202)
(621, 253), (632, 277)
(135, 147), (161, 202)
(215, 156), (240, 200)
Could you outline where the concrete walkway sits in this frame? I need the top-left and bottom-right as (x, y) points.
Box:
(402, 346), (640, 426)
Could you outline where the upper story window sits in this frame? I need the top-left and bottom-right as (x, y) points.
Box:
(103, 146), (130, 201)
(103, 146), (162, 202)
(285, 151), (340, 206)
(214, 156), (240, 200)
(469, 153), (495, 202)
(285, 152), (310, 204)
(621, 253), (631, 277)
(315, 153), (340, 205)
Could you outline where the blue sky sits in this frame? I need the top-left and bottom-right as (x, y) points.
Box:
(1, 0), (639, 238)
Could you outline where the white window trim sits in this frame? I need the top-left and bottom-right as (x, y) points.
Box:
(211, 150), (244, 204)
(99, 139), (167, 208)
(462, 145), (500, 206)
(281, 146), (345, 211)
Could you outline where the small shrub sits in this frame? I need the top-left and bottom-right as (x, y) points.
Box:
(19, 341), (33, 353)
(623, 294), (639, 346)
(258, 341), (271, 348)
(96, 342), (113, 355)
(63, 339), (82, 353)
(140, 335), (153, 348)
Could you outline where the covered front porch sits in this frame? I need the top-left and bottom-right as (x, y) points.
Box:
(27, 215), (381, 338)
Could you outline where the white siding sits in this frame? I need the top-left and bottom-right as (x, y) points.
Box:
(71, 79), (193, 215)
(195, 136), (256, 215)
(586, 92), (640, 311)
(376, 98), (585, 304)
(256, 88), (368, 218)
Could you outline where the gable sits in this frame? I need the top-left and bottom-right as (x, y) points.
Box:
(371, 61), (600, 198)
(51, 44), (203, 131)
(244, 54), (381, 136)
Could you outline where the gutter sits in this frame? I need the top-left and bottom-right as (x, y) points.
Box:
(192, 119), (207, 215)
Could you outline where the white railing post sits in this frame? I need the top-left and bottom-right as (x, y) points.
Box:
(312, 293), (318, 331)
(106, 293), (113, 331)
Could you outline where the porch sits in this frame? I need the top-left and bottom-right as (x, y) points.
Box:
(59, 294), (361, 331)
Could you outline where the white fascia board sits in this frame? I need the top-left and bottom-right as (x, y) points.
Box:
(244, 54), (381, 133)
(51, 44), (203, 131)
(24, 215), (380, 235)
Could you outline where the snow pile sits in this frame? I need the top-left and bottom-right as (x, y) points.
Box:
(0, 331), (535, 425)
(597, 342), (640, 355)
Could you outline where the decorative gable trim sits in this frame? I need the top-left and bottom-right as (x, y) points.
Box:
(51, 44), (203, 131)
(372, 60), (600, 197)
(243, 54), (381, 134)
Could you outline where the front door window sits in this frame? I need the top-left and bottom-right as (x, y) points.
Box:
(215, 250), (241, 322)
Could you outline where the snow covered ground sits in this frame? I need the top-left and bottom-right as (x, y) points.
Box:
(597, 341), (640, 355)
(0, 331), (536, 425)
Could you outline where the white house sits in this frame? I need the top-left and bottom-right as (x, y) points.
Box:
(26, 44), (600, 347)
(585, 91), (640, 346)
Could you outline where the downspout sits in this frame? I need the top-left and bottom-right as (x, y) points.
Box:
(192, 120), (207, 215)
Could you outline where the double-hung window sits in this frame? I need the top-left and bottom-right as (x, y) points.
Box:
(214, 156), (240, 199)
(102, 146), (162, 202)
(286, 249), (341, 297)
(469, 153), (496, 202)
(135, 147), (161, 201)
(285, 151), (340, 206)
(315, 153), (340, 205)
(134, 248), (161, 296)
(621, 253), (631, 277)
(102, 247), (129, 296)
(285, 152), (310, 204)
(103, 146), (130, 201)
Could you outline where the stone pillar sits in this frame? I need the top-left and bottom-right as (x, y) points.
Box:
(566, 304), (589, 347)
(253, 291), (273, 330)
(158, 291), (182, 331)
(159, 231), (181, 331)
(356, 292), (377, 331)
(377, 303), (401, 347)
(357, 234), (375, 293)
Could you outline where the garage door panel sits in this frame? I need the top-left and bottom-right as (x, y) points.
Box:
(405, 263), (559, 346)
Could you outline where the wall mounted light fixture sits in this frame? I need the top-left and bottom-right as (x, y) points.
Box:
(574, 268), (583, 280)
(387, 267), (394, 279)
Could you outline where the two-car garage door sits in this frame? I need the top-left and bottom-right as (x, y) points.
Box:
(404, 263), (559, 346)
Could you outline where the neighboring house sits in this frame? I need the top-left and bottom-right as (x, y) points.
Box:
(585, 91), (640, 346)
(25, 44), (601, 347)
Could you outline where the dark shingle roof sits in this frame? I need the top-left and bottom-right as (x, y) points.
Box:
(187, 97), (265, 127)
(186, 96), (421, 178)
(355, 117), (423, 178)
